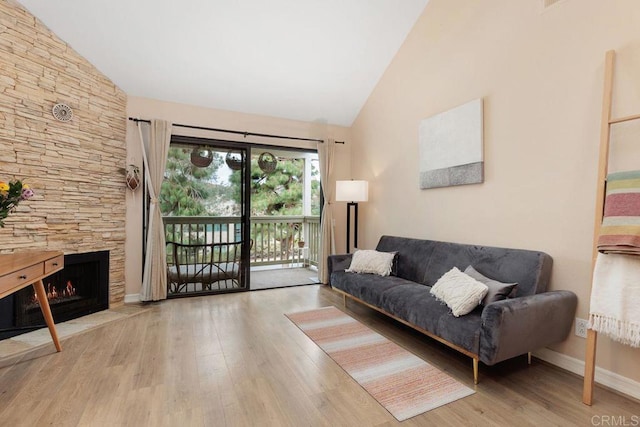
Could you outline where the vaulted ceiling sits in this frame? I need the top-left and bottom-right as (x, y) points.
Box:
(17, 0), (429, 127)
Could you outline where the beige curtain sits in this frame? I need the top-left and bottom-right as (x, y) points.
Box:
(138, 119), (172, 301)
(317, 139), (336, 284)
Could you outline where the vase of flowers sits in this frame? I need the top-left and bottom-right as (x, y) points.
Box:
(0, 179), (34, 227)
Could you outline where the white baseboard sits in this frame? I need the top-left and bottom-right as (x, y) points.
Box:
(124, 293), (141, 304)
(534, 348), (640, 401)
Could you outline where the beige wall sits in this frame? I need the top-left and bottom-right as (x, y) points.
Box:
(7, 0), (637, 392)
(0, 1), (127, 306)
(125, 97), (352, 297)
(351, 0), (640, 384)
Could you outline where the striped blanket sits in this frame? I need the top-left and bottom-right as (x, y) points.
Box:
(597, 170), (640, 255)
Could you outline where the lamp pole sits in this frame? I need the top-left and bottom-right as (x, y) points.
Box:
(346, 202), (359, 253)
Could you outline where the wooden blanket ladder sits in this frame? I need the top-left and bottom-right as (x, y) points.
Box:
(583, 49), (640, 405)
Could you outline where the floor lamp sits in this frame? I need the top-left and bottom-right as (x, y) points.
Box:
(336, 180), (369, 253)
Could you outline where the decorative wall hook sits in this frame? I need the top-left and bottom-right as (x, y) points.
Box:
(52, 103), (73, 122)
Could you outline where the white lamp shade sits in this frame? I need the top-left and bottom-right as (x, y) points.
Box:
(336, 180), (368, 202)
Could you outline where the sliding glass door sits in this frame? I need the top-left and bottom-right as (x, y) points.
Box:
(157, 135), (321, 295)
(248, 148), (321, 290)
(161, 136), (250, 296)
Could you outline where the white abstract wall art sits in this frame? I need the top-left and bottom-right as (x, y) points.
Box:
(418, 98), (484, 189)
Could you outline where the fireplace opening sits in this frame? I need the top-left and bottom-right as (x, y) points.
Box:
(0, 250), (109, 340)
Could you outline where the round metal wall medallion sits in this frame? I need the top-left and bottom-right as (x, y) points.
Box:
(52, 103), (73, 122)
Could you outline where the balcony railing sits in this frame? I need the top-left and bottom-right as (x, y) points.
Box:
(164, 215), (321, 268)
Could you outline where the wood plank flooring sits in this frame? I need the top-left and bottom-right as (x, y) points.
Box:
(0, 285), (638, 426)
(250, 267), (318, 290)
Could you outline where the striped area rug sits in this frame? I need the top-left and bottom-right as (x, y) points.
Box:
(286, 306), (475, 421)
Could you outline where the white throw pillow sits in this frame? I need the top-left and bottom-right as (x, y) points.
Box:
(346, 249), (396, 276)
(430, 267), (489, 317)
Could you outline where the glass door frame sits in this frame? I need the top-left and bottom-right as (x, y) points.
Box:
(246, 144), (320, 281)
(156, 135), (320, 293)
(167, 135), (252, 294)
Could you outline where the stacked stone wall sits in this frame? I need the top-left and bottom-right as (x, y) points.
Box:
(0, 1), (127, 306)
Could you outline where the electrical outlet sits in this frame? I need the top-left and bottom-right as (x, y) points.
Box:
(575, 318), (588, 338)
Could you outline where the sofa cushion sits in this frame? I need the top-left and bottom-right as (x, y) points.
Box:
(379, 283), (482, 354)
(376, 235), (552, 297)
(330, 271), (417, 307)
(168, 262), (239, 283)
(375, 236), (438, 284)
(430, 267), (488, 316)
(464, 265), (518, 305)
(346, 249), (396, 276)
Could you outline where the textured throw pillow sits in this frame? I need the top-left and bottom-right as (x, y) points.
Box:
(430, 267), (488, 317)
(464, 265), (518, 305)
(346, 249), (396, 276)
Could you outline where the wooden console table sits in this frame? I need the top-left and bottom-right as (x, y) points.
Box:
(0, 251), (64, 351)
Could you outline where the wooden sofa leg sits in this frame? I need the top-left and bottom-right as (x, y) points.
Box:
(473, 358), (479, 385)
(528, 352), (532, 365)
(343, 294), (347, 307)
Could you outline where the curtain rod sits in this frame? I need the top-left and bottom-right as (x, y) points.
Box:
(128, 117), (345, 144)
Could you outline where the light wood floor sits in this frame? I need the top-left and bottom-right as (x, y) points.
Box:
(250, 267), (318, 290)
(1, 285), (638, 426)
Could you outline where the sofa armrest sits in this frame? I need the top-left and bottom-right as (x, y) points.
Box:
(327, 254), (352, 278)
(479, 290), (577, 365)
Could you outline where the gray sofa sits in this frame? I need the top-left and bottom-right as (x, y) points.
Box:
(328, 235), (577, 383)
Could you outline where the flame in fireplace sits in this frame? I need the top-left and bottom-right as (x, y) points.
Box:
(31, 280), (77, 306)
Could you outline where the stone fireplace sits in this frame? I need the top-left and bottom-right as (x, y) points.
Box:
(0, 0), (128, 320)
(0, 251), (110, 340)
